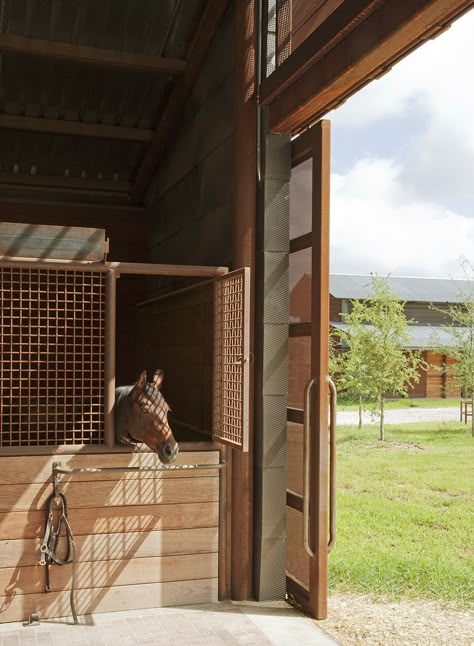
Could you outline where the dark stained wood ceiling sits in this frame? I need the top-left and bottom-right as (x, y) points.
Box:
(1, 0), (472, 207)
(0, 0), (223, 206)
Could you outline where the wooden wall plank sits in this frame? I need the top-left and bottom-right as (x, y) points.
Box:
(0, 527), (218, 567)
(0, 553), (218, 596)
(0, 451), (220, 485)
(0, 578), (218, 624)
(0, 477), (219, 512)
(0, 501), (219, 540)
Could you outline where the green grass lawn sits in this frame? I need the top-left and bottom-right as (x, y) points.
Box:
(337, 397), (460, 411)
(329, 422), (474, 606)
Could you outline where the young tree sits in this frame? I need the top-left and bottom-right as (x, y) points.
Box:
(337, 275), (424, 440)
(331, 325), (376, 429)
(434, 259), (474, 437)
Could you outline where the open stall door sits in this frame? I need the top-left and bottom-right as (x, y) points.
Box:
(212, 267), (250, 452)
(287, 120), (335, 619)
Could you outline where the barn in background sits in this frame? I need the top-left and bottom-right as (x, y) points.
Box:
(0, 0), (472, 625)
(289, 273), (464, 402)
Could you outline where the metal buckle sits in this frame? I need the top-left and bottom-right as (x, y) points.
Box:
(23, 612), (40, 627)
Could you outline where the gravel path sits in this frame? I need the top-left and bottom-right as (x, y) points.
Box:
(319, 594), (474, 646)
(337, 406), (460, 426)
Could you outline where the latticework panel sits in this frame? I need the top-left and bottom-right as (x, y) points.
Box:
(213, 268), (250, 452)
(0, 267), (105, 446)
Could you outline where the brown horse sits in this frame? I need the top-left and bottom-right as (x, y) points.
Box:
(115, 369), (178, 463)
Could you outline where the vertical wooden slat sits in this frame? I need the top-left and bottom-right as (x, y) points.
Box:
(309, 119), (331, 619)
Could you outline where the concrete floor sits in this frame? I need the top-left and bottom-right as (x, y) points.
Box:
(0, 601), (340, 645)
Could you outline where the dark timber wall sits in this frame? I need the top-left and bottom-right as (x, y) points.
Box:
(145, 6), (235, 286)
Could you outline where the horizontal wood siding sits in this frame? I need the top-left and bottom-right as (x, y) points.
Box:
(425, 351), (461, 398)
(426, 351), (443, 398)
(409, 350), (427, 397)
(445, 356), (460, 397)
(0, 450), (219, 623)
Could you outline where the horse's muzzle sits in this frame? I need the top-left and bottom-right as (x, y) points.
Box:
(160, 440), (179, 463)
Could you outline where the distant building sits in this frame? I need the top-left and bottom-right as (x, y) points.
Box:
(289, 273), (468, 402)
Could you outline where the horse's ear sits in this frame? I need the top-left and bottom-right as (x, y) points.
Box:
(152, 369), (164, 389)
(135, 370), (147, 390)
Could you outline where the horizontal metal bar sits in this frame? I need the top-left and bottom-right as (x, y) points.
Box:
(54, 462), (226, 475)
(0, 257), (229, 277)
(137, 278), (216, 308)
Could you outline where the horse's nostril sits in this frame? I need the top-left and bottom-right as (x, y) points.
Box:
(164, 443), (173, 456)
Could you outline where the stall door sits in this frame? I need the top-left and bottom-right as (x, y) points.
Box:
(287, 120), (336, 619)
(212, 267), (250, 452)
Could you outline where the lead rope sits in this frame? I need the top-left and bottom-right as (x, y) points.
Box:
(39, 492), (78, 624)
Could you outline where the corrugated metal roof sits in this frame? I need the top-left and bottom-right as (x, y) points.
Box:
(331, 322), (464, 349)
(330, 274), (472, 303)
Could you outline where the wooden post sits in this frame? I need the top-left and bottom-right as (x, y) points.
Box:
(232, 0), (257, 600)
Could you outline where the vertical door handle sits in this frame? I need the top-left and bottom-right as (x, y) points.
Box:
(327, 376), (337, 552)
(303, 376), (316, 558)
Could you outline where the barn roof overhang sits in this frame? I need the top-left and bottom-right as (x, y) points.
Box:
(261, 0), (473, 135)
(1, 1), (472, 208)
(0, 0), (229, 207)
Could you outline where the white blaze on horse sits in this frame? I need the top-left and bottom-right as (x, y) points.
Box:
(115, 369), (179, 463)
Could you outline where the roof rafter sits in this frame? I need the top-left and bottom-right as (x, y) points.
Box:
(0, 113), (153, 143)
(0, 33), (186, 75)
(0, 171), (130, 194)
(131, 0), (230, 204)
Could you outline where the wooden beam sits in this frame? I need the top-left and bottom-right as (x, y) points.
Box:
(0, 33), (186, 75)
(131, 0), (230, 204)
(0, 256), (228, 277)
(0, 113), (153, 143)
(0, 171), (130, 194)
(0, 184), (132, 207)
(267, 0), (473, 133)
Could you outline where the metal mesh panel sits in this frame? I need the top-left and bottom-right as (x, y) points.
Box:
(0, 267), (105, 446)
(213, 268), (250, 452)
(276, 0), (292, 67)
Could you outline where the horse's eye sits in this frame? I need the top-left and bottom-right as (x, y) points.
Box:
(139, 405), (148, 414)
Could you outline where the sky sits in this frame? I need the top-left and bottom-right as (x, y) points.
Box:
(325, 7), (474, 280)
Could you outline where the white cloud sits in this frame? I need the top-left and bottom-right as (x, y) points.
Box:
(330, 156), (474, 278)
(327, 8), (474, 278)
(327, 8), (474, 135)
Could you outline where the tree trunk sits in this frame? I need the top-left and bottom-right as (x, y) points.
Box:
(358, 396), (363, 429)
(471, 393), (474, 438)
(379, 396), (385, 441)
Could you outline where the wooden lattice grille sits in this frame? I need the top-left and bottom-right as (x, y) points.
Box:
(212, 268), (250, 452)
(0, 267), (105, 446)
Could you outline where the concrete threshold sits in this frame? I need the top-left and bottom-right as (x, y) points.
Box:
(0, 600), (340, 645)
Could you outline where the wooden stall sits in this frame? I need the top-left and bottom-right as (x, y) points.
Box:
(0, 450), (220, 623)
(0, 222), (248, 623)
(0, 0), (472, 627)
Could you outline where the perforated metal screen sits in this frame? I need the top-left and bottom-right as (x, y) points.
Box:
(212, 268), (250, 452)
(0, 267), (105, 446)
